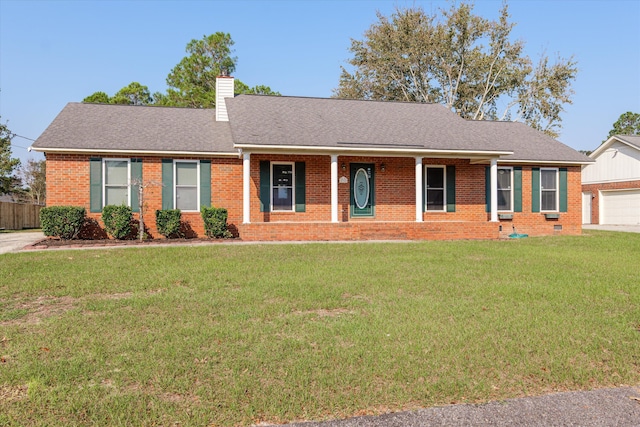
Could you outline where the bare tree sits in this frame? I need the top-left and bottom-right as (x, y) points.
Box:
(19, 159), (46, 204)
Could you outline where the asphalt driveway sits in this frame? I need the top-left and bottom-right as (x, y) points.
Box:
(284, 386), (640, 427)
(0, 231), (44, 254)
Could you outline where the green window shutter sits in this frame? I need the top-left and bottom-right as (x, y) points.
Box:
(130, 158), (142, 213)
(200, 160), (211, 208)
(559, 168), (568, 212)
(485, 167), (491, 213)
(259, 161), (270, 212)
(89, 158), (102, 213)
(295, 161), (306, 212)
(531, 168), (540, 213)
(513, 167), (522, 212)
(446, 165), (456, 212)
(161, 159), (174, 210)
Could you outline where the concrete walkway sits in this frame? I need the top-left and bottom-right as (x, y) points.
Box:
(0, 231), (45, 254)
(583, 224), (640, 233)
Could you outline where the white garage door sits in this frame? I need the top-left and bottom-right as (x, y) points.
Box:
(600, 189), (640, 225)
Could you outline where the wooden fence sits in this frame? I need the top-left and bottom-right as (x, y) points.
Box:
(0, 202), (43, 230)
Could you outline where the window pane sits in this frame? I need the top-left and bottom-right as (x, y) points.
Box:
(105, 186), (128, 205)
(498, 189), (511, 211)
(426, 189), (444, 211)
(541, 170), (556, 190)
(497, 169), (511, 190)
(176, 162), (197, 185)
(426, 168), (444, 189)
(105, 161), (128, 185)
(542, 191), (556, 211)
(273, 164), (293, 187)
(176, 187), (198, 210)
(272, 188), (293, 211)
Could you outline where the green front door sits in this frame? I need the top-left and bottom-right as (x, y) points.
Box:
(350, 163), (375, 217)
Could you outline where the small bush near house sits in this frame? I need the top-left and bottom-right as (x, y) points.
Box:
(155, 209), (182, 238)
(40, 206), (86, 240)
(201, 206), (232, 238)
(102, 205), (133, 239)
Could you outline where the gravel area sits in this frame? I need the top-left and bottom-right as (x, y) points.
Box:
(282, 387), (640, 427)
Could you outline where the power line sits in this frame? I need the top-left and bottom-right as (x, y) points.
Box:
(11, 143), (31, 150)
(12, 133), (36, 142)
(7, 134), (36, 151)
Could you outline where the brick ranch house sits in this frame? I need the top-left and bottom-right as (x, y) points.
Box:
(32, 76), (591, 241)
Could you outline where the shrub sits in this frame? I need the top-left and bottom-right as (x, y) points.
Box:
(201, 206), (232, 238)
(155, 209), (182, 238)
(102, 205), (133, 239)
(40, 206), (86, 240)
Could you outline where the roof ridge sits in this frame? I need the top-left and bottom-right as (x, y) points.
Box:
(232, 93), (444, 107)
(70, 101), (216, 111)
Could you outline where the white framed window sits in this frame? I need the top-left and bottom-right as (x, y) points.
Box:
(271, 162), (295, 211)
(425, 165), (446, 212)
(174, 160), (200, 211)
(103, 159), (130, 206)
(541, 168), (559, 212)
(497, 167), (513, 211)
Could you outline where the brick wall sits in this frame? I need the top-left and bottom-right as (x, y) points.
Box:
(581, 179), (640, 224)
(46, 153), (243, 238)
(46, 153), (582, 240)
(492, 165), (583, 238)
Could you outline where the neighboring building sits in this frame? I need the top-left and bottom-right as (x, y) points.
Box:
(31, 76), (591, 241)
(581, 135), (640, 225)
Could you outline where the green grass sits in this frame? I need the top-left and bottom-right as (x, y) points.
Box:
(1, 231), (639, 426)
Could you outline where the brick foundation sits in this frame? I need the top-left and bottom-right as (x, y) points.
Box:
(239, 221), (499, 241)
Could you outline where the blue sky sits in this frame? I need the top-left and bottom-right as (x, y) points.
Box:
(1, 0), (639, 164)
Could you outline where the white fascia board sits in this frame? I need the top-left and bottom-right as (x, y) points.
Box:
(30, 147), (238, 157)
(590, 136), (640, 159)
(233, 143), (512, 158)
(589, 136), (622, 159)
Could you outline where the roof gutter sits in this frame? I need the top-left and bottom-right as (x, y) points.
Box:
(233, 143), (513, 158)
(495, 159), (594, 166)
(29, 147), (239, 157)
(468, 159), (594, 166)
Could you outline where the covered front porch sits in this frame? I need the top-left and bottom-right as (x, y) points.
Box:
(231, 149), (509, 240)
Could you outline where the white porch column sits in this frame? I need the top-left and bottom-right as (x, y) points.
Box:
(490, 158), (498, 222)
(415, 157), (423, 222)
(330, 155), (339, 223)
(242, 152), (251, 224)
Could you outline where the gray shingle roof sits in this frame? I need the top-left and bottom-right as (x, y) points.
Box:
(615, 135), (640, 150)
(32, 102), (235, 154)
(33, 97), (590, 164)
(226, 95), (590, 163)
(471, 120), (592, 163)
(226, 95), (509, 153)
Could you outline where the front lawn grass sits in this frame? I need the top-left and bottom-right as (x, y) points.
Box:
(1, 230), (639, 426)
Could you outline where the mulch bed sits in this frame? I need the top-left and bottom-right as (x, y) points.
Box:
(27, 237), (234, 250)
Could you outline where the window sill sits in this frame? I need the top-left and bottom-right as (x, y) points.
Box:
(498, 213), (513, 220)
(544, 213), (560, 219)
